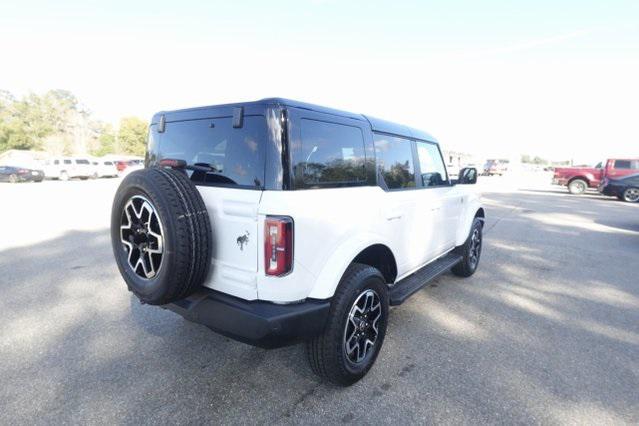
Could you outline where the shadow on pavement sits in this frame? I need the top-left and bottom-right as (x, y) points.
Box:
(0, 190), (637, 424)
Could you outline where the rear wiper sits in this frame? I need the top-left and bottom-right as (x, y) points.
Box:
(192, 162), (221, 173)
(159, 159), (220, 173)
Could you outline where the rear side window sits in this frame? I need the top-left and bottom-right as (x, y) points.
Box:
(415, 141), (448, 187)
(293, 119), (367, 187)
(76, 159), (90, 165)
(63, 159), (72, 165)
(158, 116), (266, 188)
(373, 134), (416, 189)
(615, 160), (639, 169)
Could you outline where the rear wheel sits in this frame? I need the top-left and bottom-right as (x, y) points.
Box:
(622, 187), (639, 203)
(8, 174), (18, 183)
(568, 179), (588, 194)
(60, 171), (69, 181)
(307, 263), (389, 386)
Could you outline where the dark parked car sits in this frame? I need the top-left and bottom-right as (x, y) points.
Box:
(0, 165), (44, 183)
(599, 173), (639, 202)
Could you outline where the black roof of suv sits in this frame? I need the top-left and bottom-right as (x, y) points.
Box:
(151, 98), (437, 143)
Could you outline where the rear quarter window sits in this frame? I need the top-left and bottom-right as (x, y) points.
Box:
(614, 160), (632, 169)
(156, 116), (267, 188)
(292, 119), (367, 188)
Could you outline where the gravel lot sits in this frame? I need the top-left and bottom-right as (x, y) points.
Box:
(1, 175), (638, 425)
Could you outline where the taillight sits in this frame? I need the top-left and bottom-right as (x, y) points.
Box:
(264, 216), (293, 276)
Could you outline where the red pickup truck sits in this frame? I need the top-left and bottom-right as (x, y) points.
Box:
(552, 159), (639, 194)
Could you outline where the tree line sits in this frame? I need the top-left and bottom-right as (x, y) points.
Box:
(0, 89), (148, 157)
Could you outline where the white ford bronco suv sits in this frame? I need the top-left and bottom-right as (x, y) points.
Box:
(111, 98), (484, 385)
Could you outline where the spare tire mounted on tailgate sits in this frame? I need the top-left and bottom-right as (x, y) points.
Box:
(111, 167), (212, 305)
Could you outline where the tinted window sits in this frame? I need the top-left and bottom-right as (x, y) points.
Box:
(374, 134), (415, 189)
(63, 159), (72, 165)
(614, 160), (632, 169)
(54, 160), (59, 165)
(158, 116), (266, 188)
(76, 159), (90, 165)
(293, 119), (366, 186)
(416, 141), (448, 187)
(104, 161), (113, 165)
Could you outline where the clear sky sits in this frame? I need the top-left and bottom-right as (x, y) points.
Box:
(1, 0), (638, 162)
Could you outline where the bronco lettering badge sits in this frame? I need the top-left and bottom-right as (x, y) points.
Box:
(236, 231), (249, 251)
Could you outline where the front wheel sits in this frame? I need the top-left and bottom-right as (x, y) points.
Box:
(622, 187), (639, 203)
(59, 171), (69, 181)
(8, 174), (18, 183)
(307, 263), (389, 386)
(452, 217), (483, 277)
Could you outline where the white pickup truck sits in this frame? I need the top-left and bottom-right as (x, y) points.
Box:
(111, 98), (484, 385)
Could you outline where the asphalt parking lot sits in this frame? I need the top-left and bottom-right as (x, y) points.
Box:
(1, 175), (638, 425)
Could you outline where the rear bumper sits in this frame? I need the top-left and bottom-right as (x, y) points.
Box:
(164, 288), (331, 349)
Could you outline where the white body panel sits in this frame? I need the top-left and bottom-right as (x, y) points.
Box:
(198, 186), (262, 300)
(197, 183), (481, 303)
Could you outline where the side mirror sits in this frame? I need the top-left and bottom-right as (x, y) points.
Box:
(457, 167), (478, 184)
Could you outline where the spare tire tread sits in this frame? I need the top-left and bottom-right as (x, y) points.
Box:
(157, 167), (211, 296)
(111, 167), (212, 305)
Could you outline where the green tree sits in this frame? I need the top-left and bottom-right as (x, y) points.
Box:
(118, 117), (148, 156)
(92, 123), (116, 156)
(0, 89), (81, 152)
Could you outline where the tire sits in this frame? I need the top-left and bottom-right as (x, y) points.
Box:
(111, 168), (212, 305)
(307, 263), (389, 386)
(91, 172), (98, 179)
(8, 174), (18, 183)
(622, 187), (639, 203)
(568, 179), (588, 194)
(60, 171), (69, 181)
(452, 217), (483, 277)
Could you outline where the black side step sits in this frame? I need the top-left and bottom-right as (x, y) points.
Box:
(389, 253), (463, 305)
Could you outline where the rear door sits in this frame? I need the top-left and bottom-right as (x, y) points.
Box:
(155, 114), (268, 300)
(373, 133), (437, 274)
